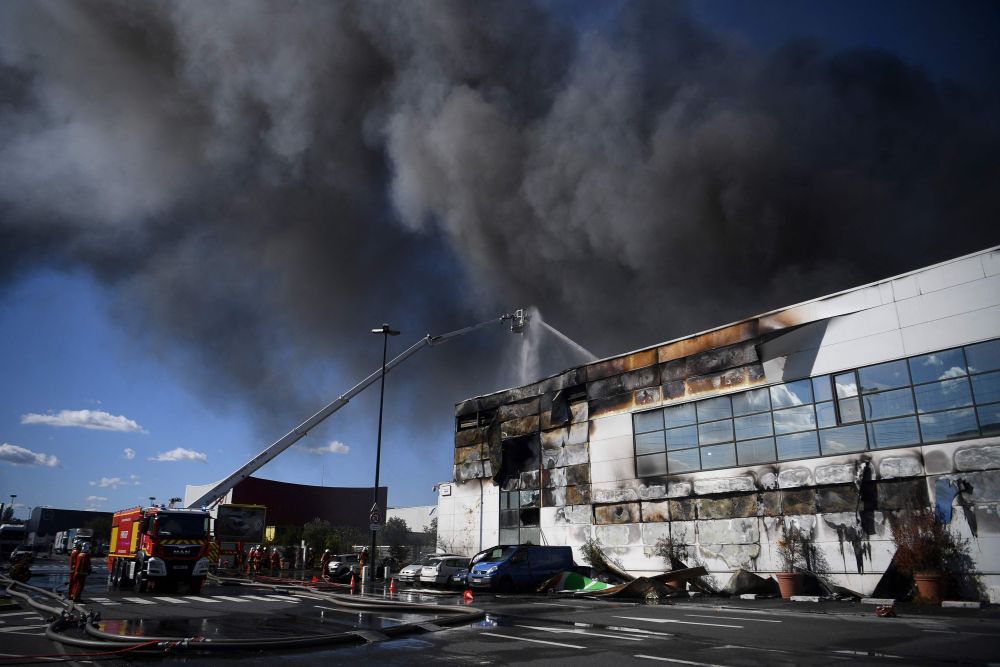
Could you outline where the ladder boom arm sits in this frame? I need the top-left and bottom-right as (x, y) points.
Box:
(186, 313), (517, 509)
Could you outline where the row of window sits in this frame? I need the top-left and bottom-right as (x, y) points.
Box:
(633, 339), (1000, 476)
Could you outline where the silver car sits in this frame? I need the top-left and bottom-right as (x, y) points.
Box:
(397, 554), (436, 584)
(419, 556), (470, 586)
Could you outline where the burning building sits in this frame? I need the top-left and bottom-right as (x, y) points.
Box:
(438, 246), (1000, 600)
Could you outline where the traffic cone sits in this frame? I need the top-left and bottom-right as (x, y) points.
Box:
(463, 589), (474, 603)
(349, 574), (356, 593)
(388, 578), (397, 595)
(311, 576), (319, 583)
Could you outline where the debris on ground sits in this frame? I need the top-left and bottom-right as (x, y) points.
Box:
(875, 605), (898, 617)
(724, 568), (779, 597)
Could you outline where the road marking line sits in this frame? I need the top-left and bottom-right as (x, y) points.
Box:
(241, 595), (282, 602)
(121, 597), (156, 605)
(0, 624), (49, 633)
(0, 611), (38, 617)
(314, 605), (357, 615)
(183, 596), (220, 603)
(708, 644), (788, 654)
(0, 653), (62, 662)
(684, 614), (782, 623)
(211, 596), (250, 603)
(262, 595), (300, 602)
(833, 649), (903, 659)
(614, 616), (742, 629)
(516, 624), (643, 641)
(532, 602), (579, 607)
(481, 631), (585, 649)
(152, 597), (189, 604)
(635, 655), (732, 667)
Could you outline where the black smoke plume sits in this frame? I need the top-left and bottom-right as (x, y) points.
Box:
(1, 1), (998, 442)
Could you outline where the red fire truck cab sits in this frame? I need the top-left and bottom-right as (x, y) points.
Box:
(108, 506), (212, 593)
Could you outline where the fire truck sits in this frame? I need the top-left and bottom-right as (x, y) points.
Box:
(107, 506), (212, 593)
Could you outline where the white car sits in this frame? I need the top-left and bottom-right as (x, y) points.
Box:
(397, 555), (435, 584)
(419, 556), (470, 586)
(327, 553), (361, 578)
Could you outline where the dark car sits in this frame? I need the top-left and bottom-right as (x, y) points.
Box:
(468, 545), (574, 593)
(8, 546), (35, 564)
(450, 567), (469, 588)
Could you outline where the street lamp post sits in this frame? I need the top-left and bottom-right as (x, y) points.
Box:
(369, 323), (399, 589)
(3, 494), (16, 521)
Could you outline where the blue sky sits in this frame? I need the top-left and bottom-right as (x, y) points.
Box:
(1, 1), (998, 523)
(0, 269), (457, 518)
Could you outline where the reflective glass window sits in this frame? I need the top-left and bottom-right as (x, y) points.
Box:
(862, 388), (915, 420)
(696, 396), (732, 422)
(919, 408), (979, 442)
(971, 371), (1000, 405)
(635, 430), (666, 455)
(966, 339), (1000, 374)
(636, 453), (668, 477)
(835, 372), (859, 398)
(770, 380), (813, 408)
(776, 431), (820, 460)
(859, 360), (909, 394)
(667, 448), (701, 472)
(664, 425), (699, 450)
(520, 527), (540, 545)
(737, 437), (776, 465)
(914, 378), (974, 413)
(819, 424), (868, 454)
(812, 375), (833, 402)
(634, 409), (663, 433)
(734, 413), (774, 440)
(500, 509), (519, 527)
(732, 388), (771, 416)
(838, 397), (863, 423)
(978, 404), (1000, 436)
(869, 417), (921, 449)
(698, 419), (734, 445)
(909, 348), (966, 385)
(664, 403), (697, 428)
(772, 405), (816, 434)
(816, 401), (838, 428)
(499, 528), (519, 545)
(700, 443), (737, 470)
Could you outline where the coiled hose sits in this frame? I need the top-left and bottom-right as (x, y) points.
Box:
(1, 572), (483, 654)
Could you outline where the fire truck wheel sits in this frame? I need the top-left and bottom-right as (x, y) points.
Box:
(110, 560), (120, 588)
(136, 572), (148, 593)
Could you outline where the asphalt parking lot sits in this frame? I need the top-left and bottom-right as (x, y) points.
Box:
(2, 562), (998, 666)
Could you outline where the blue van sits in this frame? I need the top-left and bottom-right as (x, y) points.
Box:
(467, 544), (574, 593)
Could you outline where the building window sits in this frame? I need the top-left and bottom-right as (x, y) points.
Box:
(632, 337), (1000, 477)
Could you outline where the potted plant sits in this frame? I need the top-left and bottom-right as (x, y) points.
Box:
(774, 523), (807, 599)
(887, 507), (968, 604)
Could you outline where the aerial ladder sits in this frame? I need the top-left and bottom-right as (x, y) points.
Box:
(186, 309), (530, 510)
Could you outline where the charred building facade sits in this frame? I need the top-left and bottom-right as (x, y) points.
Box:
(438, 247), (1000, 599)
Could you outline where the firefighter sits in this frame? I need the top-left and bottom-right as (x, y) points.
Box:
(244, 547), (253, 576)
(319, 549), (331, 580)
(69, 543), (92, 602)
(270, 547), (280, 574)
(10, 552), (33, 583)
(359, 547), (368, 577)
(250, 545), (261, 576)
(66, 542), (81, 598)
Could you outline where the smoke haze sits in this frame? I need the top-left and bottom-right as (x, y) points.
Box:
(1, 0), (998, 441)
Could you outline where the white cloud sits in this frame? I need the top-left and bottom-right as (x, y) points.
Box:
(85, 495), (107, 503)
(123, 448), (136, 460)
(21, 409), (146, 433)
(149, 447), (207, 463)
(0, 443), (60, 467)
(130, 474), (141, 485)
(300, 440), (350, 455)
(90, 476), (125, 489)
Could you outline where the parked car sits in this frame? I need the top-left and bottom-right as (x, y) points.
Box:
(8, 546), (35, 564)
(467, 545), (575, 593)
(326, 553), (361, 578)
(419, 556), (470, 587)
(450, 567), (469, 588)
(397, 553), (461, 585)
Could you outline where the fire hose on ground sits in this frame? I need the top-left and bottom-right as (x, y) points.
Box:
(0, 572), (484, 655)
